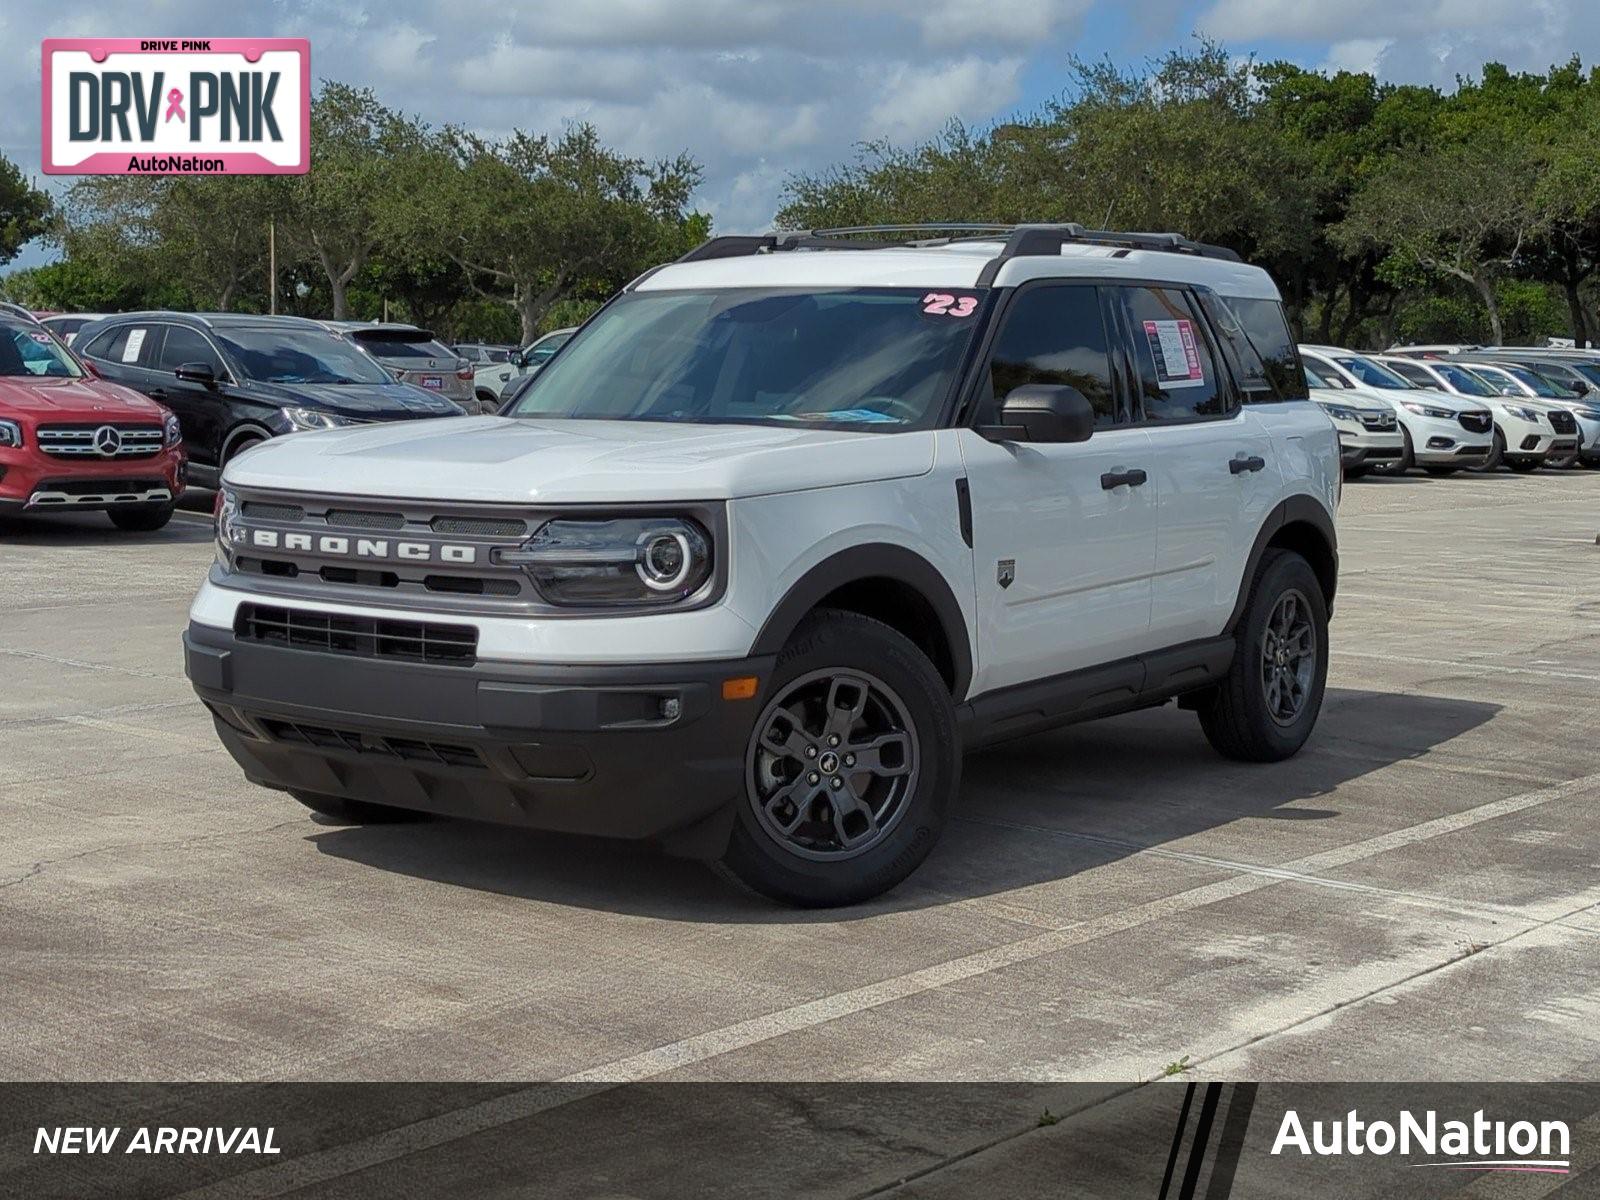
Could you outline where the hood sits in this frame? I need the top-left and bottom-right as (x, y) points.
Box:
(246, 380), (461, 418)
(1347, 383), (1490, 415)
(224, 417), (937, 503)
(0, 374), (167, 420)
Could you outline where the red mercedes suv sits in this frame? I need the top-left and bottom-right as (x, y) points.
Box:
(0, 314), (186, 531)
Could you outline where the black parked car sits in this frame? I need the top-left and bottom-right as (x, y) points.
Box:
(76, 313), (464, 487)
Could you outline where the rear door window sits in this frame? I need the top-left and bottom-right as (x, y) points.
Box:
(1117, 286), (1230, 421)
(87, 324), (161, 367)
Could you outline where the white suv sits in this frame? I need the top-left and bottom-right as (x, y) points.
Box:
(184, 224), (1340, 906)
(1298, 357), (1406, 476)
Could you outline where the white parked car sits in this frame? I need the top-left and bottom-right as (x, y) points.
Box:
(1384, 344), (1483, 359)
(186, 223), (1340, 905)
(1371, 354), (1563, 471)
(1352, 355), (1497, 474)
(1452, 361), (1583, 469)
(1298, 359), (1405, 476)
(472, 327), (577, 411)
(1453, 357), (1596, 467)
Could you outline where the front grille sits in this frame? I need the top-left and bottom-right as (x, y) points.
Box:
(326, 508), (406, 530)
(221, 489), (544, 613)
(37, 423), (164, 459)
(1458, 411), (1493, 434)
(258, 717), (484, 769)
(430, 515), (528, 537)
(1358, 411), (1397, 431)
(234, 603), (478, 665)
(242, 501), (306, 522)
(1549, 410), (1578, 435)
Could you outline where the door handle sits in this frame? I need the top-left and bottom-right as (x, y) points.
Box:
(1100, 468), (1148, 490)
(1229, 454), (1266, 474)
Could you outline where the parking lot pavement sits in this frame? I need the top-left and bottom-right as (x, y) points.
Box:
(3, 471), (1599, 1095)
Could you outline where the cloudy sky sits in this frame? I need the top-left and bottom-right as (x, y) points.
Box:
(4, 0), (1597, 267)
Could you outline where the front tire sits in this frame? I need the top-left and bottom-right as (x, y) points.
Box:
(721, 610), (958, 907)
(1379, 428), (1414, 475)
(1198, 550), (1329, 763)
(1479, 427), (1506, 471)
(108, 501), (175, 532)
(289, 790), (428, 824)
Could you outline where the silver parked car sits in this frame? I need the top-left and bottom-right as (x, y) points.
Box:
(471, 327), (576, 409)
(321, 322), (483, 413)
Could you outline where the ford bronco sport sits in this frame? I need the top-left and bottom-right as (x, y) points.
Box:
(184, 224), (1340, 906)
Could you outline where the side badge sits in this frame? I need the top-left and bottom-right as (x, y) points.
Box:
(997, 559), (1015, 589)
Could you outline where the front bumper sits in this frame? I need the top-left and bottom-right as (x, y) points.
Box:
(1401, 413), (1493, 464)
(184, 623), (773, 847)
(0, 444), (185, 512)
(1335, 426), (1404, 468)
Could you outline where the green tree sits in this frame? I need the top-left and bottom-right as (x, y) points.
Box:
(1339, 138), (1544, 345)
(408, 123), (705, 342)
(0, 155), (51, 267)
(285, 82), (427, 318)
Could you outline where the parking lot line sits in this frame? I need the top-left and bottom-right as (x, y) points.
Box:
(553, 769), (1600, 1086)
(1334, 649), (1600, 685)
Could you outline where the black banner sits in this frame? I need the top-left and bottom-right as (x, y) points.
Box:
(1, 1083), (1593, 1198)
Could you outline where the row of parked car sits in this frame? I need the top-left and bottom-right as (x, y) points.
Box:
(0, 304), (576, 532)
(33, 310), (576, 417)
(1298, 343), (1600, 477)
(0, 293), (1592, 538)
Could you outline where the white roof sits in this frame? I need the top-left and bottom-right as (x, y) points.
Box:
(638, 239), (1283, 300)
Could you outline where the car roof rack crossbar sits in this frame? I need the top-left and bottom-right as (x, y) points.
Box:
(674, 223), (1243, 272)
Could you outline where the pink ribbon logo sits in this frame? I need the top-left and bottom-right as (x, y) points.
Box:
(164, 88), (185, 123)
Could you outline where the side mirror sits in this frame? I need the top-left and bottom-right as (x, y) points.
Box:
(981, 384), (1096, 443)
(175, 362), (217, 386)
(1570, 380), (1590, 396)
(509, 350), (526, 368)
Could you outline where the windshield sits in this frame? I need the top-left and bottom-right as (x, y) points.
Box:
(1463, 366), (1519, 395)
(0, 324), (83, 378)
(1499, 364), (1573, 398)
(1432, 363), (1494, 396)
(216, 328), (395, 384)
(1301, 361), (1336, 389)
(509, 289), (982, 430)
(1333, 354), (1414, 389)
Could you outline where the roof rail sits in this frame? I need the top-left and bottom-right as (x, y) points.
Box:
(673, 223), (1244, 274)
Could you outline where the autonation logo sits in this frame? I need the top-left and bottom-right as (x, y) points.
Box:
(1273, 1107), (1571, 1174)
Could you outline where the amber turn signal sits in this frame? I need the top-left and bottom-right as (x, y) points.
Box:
(721, 676), (759, 701)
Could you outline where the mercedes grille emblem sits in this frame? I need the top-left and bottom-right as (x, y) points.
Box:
(92, 425), (123, 456)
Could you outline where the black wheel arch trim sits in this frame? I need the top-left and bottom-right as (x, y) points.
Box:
(1225, 494), (1338, 633)
(750, 543), (974, 702)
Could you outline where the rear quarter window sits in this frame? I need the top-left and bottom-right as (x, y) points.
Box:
(1220, 296), (1308, 401)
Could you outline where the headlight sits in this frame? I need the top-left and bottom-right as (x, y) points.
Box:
(163, 412), (182, 447)
(214, 486), (241, 567)
(0, 418), (21, 448)
(501, 517), (714, 608)
(1322, 404), (1357, 422)
(1576, 408), (1600, 420)
(1504, 405), (1540, 421)
(283, 407), (356, 431)
(1401, 402), (1454, 419)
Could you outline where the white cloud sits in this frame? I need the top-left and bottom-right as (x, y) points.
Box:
(865, 57), (1025, 144)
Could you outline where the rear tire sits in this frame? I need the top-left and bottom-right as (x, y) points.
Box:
(108, 501), (175, 532)
(1198, 550), (1328, 763)
(289, 790), (428, 824)
(721, 609), (958, 907)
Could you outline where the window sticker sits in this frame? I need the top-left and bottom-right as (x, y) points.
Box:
(122, 328), (147, 363)
(29, 332), (52, 343)
(921, 293), (978, 318)
(1142, 319), (1205, 389)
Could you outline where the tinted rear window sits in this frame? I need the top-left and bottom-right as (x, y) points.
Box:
(1221, 297), (1307, 401)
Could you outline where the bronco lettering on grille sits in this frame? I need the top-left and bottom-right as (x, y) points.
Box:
(246, 528), (478, 564)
